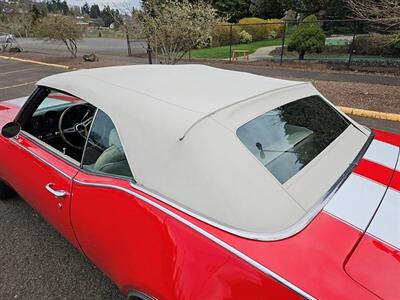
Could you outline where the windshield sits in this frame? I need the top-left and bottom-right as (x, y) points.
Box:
(35, 94), (80, 113)
(237, 96), (350, 183)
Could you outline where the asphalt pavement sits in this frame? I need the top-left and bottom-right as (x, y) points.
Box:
(0, 60), (64, 101)
(0, 59), (126, 299)
(0, 57), (399, 300)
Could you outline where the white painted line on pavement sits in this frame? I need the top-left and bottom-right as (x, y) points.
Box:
(0, 67), (43, 76)
(0, 81), (36, 90)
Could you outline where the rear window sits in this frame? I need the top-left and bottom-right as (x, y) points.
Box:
(237, 96), (350, 184)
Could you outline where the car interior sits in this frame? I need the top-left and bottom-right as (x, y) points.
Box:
(22, 90), (95, 162)
(21, 88), (133, 179)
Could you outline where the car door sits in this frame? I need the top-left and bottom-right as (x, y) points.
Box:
(3, 134), (80, 247)
(70, 110), (173, 295)
(0, 89), (83, 247)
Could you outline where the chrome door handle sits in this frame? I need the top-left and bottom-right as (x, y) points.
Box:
(45, 183), (67, 199)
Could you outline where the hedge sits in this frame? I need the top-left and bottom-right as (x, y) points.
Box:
(354, 34), (400, 56)
(239, 18), (270, 41)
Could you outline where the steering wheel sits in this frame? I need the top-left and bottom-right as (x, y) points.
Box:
(58, 103), (95, 150)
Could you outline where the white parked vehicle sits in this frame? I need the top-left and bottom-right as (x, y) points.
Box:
(0, 33), (22, 52)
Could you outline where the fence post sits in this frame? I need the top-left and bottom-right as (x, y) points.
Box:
(229, 24), (233, 63)
(189, 49), (191, 61)
(280, 21), (287, 66)
(348, 20), (358, 67)
(147, 43), (153, 64)
(126, 33), (132, 56)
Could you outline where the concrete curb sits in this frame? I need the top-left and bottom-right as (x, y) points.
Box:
(338, 106), (400, 122)
(0, 55), (74, 70)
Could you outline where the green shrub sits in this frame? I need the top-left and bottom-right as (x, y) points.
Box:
(239, 30), (252, 44)
(354, 34), (400, 56)
(239, 17), (269, 41)
(287, 15), (325, 60)
(266, 19), (285, 37)
(211, 23), (240, 47)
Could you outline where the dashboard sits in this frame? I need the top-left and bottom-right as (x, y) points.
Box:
(28, 109), (65, 141)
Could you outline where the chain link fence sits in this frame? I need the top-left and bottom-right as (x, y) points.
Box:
(133, 18), (399, 68)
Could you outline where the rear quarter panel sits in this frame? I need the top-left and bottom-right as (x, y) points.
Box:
(71, 172), (303, 300)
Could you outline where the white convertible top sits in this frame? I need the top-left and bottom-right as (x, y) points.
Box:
(37, 65), (368, 239)
(39, 64), (304, 139)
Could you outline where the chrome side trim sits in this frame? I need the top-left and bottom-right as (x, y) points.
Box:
(73, 178), (316, 300)
(127, 290), (156, 300)
(21, 131), (81, 166)
(9, 136), (73, 180)
(9, 124), (373, 242)
(131, 130), (374, 242)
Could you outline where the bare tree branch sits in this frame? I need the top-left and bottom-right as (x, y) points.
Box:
(348, 0), (400, 30)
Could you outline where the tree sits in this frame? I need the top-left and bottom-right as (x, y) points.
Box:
(0, 0), (35, 37)
(348, 0), (400, 30)
(35, 15), (83, 57)
(136, 0), (218, 64)
(46, 0), (69, 15)
(324, 0), (352, 19)
(288, 14), (326, 60)
(81, 2), (90, 15)
(249, 0), (286, 19)
(101, 5), (113, 27)
(282, 0), (328, 14)
(101, 5), (121, 28)
(211, 0), (250, 22)
(90, 4), (101, 18)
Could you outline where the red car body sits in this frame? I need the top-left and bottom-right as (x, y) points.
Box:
(0, 69), (399, 299)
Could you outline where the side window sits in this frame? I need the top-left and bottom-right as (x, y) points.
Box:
(22, 88), (95, 163)
(82, 110), (133, 179)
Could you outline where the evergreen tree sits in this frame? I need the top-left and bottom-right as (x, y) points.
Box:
(249, 0), (285, 19)
(89, 4), (101, 18)
(288, 14), (326, 60)
(81, 2), (90, 15)
(211, 0), (251, 22)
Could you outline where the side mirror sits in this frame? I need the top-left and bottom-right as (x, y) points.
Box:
(1, 122), (21, 138)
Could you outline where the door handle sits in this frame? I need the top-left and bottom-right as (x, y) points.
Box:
(45, 183), (67, 199)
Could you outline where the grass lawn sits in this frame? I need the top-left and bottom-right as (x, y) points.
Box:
(84, 28), (125, 39)
(186, 38), (283, 59)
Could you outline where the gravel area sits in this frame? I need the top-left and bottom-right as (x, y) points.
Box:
(308, 80), (400, 114)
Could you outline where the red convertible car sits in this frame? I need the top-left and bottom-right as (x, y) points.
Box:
(0, 65), (399, 300)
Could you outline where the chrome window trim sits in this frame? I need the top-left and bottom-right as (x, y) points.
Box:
(72, 177), (316, 300)
(11, 124), (373, 241)
(130, 130), (374, 241)
(79, 109), (136, 182)
(21, 130), (81, 166)
(80, 108), (99, 168)
(10, 135), (73, 180)
(7, 118), (371, 300)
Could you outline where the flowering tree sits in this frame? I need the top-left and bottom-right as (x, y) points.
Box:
(136, 0), (218, 64)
